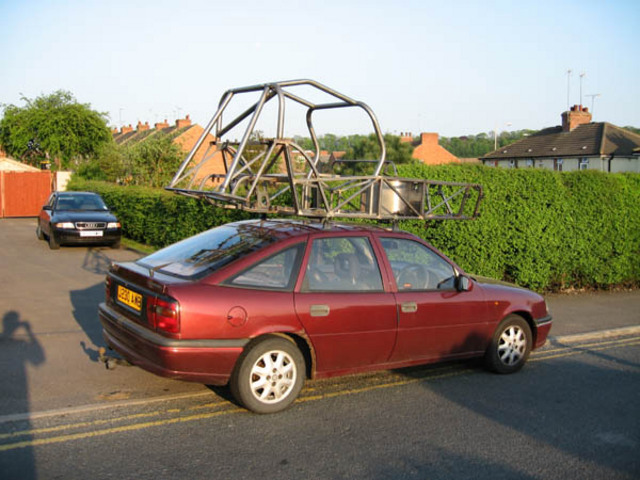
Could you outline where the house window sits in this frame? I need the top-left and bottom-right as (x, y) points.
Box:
(579, 158), (589, 170)
(525, 159), (534, 168)
(508, 159), (516, 169)
(554, 158), (563, 172)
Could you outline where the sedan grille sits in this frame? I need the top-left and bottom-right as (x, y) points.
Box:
(76, 222), (106, 229)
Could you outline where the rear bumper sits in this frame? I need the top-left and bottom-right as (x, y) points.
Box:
(99, 303), (247, 385)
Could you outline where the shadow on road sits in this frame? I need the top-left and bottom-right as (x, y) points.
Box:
(393, 332), (640, 479)
(0, 311), (45, 480)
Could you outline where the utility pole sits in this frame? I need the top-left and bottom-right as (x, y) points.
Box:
(586, 94), (601, 117)
(566, 69), (572, 110)
(579, 72), (586, 107)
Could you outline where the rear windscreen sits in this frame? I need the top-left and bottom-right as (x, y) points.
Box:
(137, 223), (277, 278)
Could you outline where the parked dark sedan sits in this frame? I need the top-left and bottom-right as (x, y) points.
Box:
(37, 191), (122, 249)
(99, 219), (552, 413)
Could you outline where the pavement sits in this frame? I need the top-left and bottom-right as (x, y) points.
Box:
(544, 290), (640, 339)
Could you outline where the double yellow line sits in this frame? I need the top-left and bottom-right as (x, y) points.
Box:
(1, 335), (637, 453)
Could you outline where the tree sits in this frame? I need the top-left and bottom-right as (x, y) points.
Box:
(76, 135), (184, 188)
(439, 130), (538, 158)
(0, 90), (111, 169)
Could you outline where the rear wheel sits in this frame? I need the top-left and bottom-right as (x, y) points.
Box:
(485, 315), (532, 374)
(230, 336), (305, 414)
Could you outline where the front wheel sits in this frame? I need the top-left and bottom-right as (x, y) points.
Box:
(48, 230), (60, 250)
(485, 315), (532, 374)
(230, 336), (305, 414)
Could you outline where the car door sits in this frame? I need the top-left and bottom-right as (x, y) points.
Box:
(378, 237), (491, 363)
(294, 235), (397, 374)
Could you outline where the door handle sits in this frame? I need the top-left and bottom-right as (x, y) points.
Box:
(401, 302), (417, 313)
(310, 304), (330, 317)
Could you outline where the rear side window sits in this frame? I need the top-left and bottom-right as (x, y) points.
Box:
(225, 244), (304, 291)
(302, 237), (383, 292)
(138, 223), (277, 279)
(381, 238), (456, 291)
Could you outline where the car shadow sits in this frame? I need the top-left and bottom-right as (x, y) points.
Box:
(392, 331), (639, 479)
(81, 247), (115, 275)
(70, 248), (133, 363)
(70, 282), (109, 362)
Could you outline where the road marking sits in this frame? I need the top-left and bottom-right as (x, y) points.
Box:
(0, 334), (637, 452)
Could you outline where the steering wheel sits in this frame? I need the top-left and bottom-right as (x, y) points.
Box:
(396, 265), (429, 290)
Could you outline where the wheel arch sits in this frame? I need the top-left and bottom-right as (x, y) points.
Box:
(243, 332), (316, 380)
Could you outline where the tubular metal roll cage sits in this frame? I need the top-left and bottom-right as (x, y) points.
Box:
(166, 79), (483, 222)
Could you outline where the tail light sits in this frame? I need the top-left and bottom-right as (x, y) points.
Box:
(147, 297), (180, 335)
(105, 276), (112, 302)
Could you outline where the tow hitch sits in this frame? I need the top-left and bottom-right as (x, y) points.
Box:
(98, 347), (132, 370)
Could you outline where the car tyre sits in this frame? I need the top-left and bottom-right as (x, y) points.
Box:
(36, 224), (45, 240)
(230, 336), (305, 414)
(48, 230), (60, 250)
(485, 315), (532, 374)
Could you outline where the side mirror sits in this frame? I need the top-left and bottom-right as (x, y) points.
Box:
(456, 275), (471, 292)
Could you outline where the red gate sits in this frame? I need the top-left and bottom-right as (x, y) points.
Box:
(0, 171), (52, 217)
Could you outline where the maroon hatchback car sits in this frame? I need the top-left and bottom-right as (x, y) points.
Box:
(99, 219), (552, 413)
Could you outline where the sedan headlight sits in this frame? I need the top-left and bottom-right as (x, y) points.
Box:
(55, 222), (75, 229)
(107, 222), (121, 229)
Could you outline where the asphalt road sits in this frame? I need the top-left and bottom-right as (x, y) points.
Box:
(1, 217), (638, 479)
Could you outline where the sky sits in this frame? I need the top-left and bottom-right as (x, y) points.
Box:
(1, 0), (639, 139)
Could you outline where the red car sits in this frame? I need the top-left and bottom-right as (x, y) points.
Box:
(99, 219), (552, 413)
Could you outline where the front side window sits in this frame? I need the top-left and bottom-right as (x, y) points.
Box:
(302, 237), (383, 292)
(381, 238), (456, 291)
(226, 244), (304, 291)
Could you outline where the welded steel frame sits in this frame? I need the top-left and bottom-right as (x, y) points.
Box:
(167, 79), (482, 221)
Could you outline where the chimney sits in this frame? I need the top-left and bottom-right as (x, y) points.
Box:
(136, 121), (150, 132)
(420, 132), (439, 145)
(155, 119), (170, 130)
(120, 124), (133, 134)
(399, 132), (413, 143)
(562, 105), (592, 132)
(176, 114), (192, 129)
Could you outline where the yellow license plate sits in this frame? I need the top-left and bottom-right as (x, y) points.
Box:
(117, 285), (142, 312)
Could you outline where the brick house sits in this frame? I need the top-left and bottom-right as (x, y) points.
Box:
(401, 132), (461, 165)
(482, 106), (640, 173)
(112, 115), (226, 185)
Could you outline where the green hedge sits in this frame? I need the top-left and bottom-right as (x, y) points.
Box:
(396, 164), (640, 291)
(68, 167), (640, 292)
(66, 178), (251, 248)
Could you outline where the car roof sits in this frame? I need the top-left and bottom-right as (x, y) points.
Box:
(56, 191), (101, 197)
(229, 218), (399, 241)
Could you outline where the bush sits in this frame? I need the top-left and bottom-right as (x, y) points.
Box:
(68, 167), (640, 292)
(66, 178), (251, 248)
(396, 164), (640, 291)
